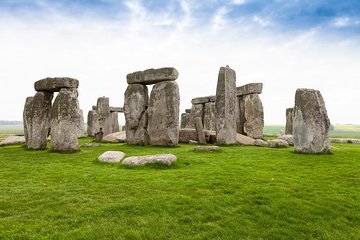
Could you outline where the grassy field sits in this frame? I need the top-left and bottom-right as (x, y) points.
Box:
(0, 138), (359, 239)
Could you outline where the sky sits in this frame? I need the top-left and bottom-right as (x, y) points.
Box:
(0, 0), (360, 124)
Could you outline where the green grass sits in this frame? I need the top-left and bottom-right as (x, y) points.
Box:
(0, 138), (359, 239)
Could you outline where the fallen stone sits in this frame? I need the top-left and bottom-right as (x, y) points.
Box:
(215, 66), (237, 145)
(34, 77), (79, 92)
(236, 83), (263, 96)
(193, 146), (220, 152)
(189, 140), (198, 144)
(293, 88), (330, 153)
(148, 81), (180, 146)
(98, 151), (126, 163)
(0, 136), (25, 146)
(191, 95), (216, 104)
(81, 143), (100, 147)
(277, 134), (294, 146)
(102, 131), (127, 143)
(127, 67), (178, 85)
(268, 139), (289, 148)
(254, 139), (269, 147)
(235, 133), (256, 146)
(122, 154), (177, 166)
(178, 128), (213, 143)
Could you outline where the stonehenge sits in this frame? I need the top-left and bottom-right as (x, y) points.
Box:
(87, 97), (121, 137)
(285, 108), (294, 135)
(124, 67), (180, 146)
(293, 88), (330, 153)
(23, 77), (82, 152)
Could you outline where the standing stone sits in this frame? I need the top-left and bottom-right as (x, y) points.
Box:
(180, 112), (191, 128)
(87, 110), (99, 137)
(215, 66), (237, 145)
(97, 97), (111, 136)
(50, 88), (80, 152)
(236, 96), (246, 135)
(285, 108), (294, 135)
(243, 94), (264, 139)
(148, 81), (180, 146)
(293, 88), (330, 153)
(23, 92), (53, 149)
(124, 84), (149, 145)
(194, 116), (206, 144)
(190, 104), (203, 129)
(76, 109), (85, 138)
(110, 112), (120, 133)
(203, 102), (216, 131)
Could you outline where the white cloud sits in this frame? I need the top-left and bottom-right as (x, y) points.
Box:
(211, 7), (229, 32)
(252, 15), (272, 27)
(333, 16), (360, 28)
(230, 0), (246, 5)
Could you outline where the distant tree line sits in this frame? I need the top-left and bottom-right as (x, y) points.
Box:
(0, 120), (23, 125)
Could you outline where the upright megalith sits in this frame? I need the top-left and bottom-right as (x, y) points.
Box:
(215, 66), (237, 145)
(76, 109), (85, 138)
(124, 84), (149, 145)
(148, 81), (180, 146)
(236, 83), (264, 139)
(87, 97), (122, 137)
(293, 88), (330, 153)
(204, 101), (216, 131)
(285, 108), (294, 135)
(187, 95), (216, 131)
(23, 92), (53, 149)
(125, 67), (180, 146)
(50, 88), (80, 152)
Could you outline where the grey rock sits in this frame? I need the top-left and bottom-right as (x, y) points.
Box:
(23, 91), (53, 149)
(189, 104), (203, 129)
(87, 110), (100, 137)
(235, 133), (255, 146)
(34, 77), (79, 92)
(191, 95), (216, 104)
(122, 154), (177, 166)
(277, 134), (294, 146)
(92, 105), (97, 110)
(148, 81), (180, 146)
(194, 117), (206, 144)
(285, 108), (294, 135)
(0, 136), (25, 146)
(127, 67), (178, 85)
(236, 83), (263, 96)
(124, 84), (149, 145)
(185, 109), (191, 113)
(98, 151), (126, 163)
(268, 139), (289, 148)
(50, 88), (80, 152)
(254, 139), (269, 147)
(180, 112), (191, 129)
(76, 109), (85, 138)
(243, 94), (264, 139)
(236, 96), (246, 135)
(102, 131), (127, 143)
(193, 146), (220, 152)
(110, 112), (120, 133)
(215, 66), (237, 145)
(189, 140), (198, 144)
(178, 128), (213, 143)
(293, 88), (330, 153)
(203, 102), (216, 131)
(96, 97), (111, 136)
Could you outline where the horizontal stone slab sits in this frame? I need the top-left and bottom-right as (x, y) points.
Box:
(110, 107), (124, 112)
(34, 77), (79, 92)
(191, 95), (216, 104)
(236, 83), (263, 96)
(127, 67), (178, 85)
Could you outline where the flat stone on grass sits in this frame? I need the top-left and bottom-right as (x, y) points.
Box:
(193, 146), (220, 152)
(122, 154), (177, 166)
(98, 151), (126, 163)
(0, 136), (25, 146)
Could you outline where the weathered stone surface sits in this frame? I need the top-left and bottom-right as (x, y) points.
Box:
(236, 83), (263, 96)
(92, 105), (97, 110)
(194, 117), (206, 144)
(87, 110), (99, 137)
(277, 134), (294, 146)
(180, 113), (191, 129)
(178, 128), (213, 143)
(235, 133), (255, 146)
(50, 88), (80, 152)
(76, 109), (85, 138)
(191, 95), (216, 105)
(110, 112), (120, 133)
(23, 91), (53, 149)
(122, 154), (177, 165)
(110, 107), (124, 112)
(124, 84), (149, 145)
(189, 140), (198, 144)
(193, 146), (220, 152)
(0, 136), (25, 146)
(203, 102), (216, 131)
(236, 96), (246, 135)
(268, 139), (289, 148)
(34, 77), (79, 92)
(293, 88), (330, 153)
(185, 109), (191, 113)
(189, 104), (202, 129)
(148, 81), (180, 146)
(102, 131), (127, 143)
(97, 97), (111, 136)
(254, 139), (269, 147)
(98, 151), (125, 163)
(215, 66), (237, 145)
(285, 108), (294, 135)
(243, 94), (264, 139)
(127, 67), (178, 85)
